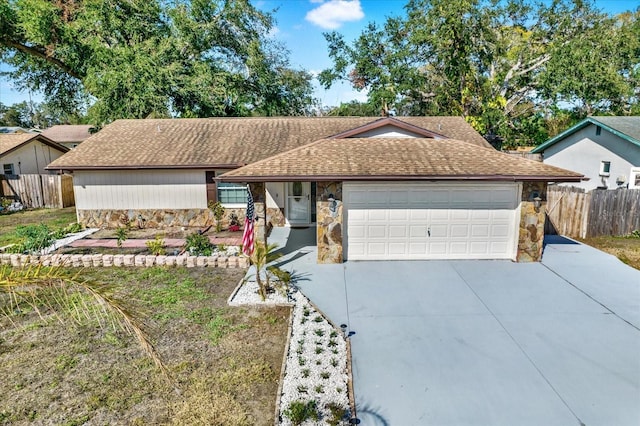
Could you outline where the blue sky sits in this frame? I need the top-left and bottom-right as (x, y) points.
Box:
(0, 0), (637, 109)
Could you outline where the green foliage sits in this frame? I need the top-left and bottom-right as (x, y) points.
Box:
(0, 0), (316, 123)
(145, 236), (166, 256)
(627, 230), (640, 239)
(115, 227), (128, 248)
(51, 222), (83, 239)
(184, 232), (213, 256)
(326, 402), (349, 426)
(206, 314), (248, 346)
(247, 242), (283, 300)
(283, 400), (319, 426)
(8, 224), (53, 253)
(208, 201), (225, 232)
(320, 0), (640, 147)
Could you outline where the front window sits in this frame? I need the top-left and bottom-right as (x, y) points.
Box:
(3, 164), (14, 175)
(218, 182), (247, 204)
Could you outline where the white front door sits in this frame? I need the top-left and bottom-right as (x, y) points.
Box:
(286, 182), (311, 226)
(344, 182), (520, 260)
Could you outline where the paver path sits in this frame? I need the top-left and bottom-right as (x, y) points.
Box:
(69, 236), (241, 248)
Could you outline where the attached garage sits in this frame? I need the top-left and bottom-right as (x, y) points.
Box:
(344, 182), (520, 260)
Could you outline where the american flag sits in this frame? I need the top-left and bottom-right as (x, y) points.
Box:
(242, 186), (255, 256)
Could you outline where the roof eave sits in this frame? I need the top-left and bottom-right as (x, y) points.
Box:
(45, 163), (243, 171)
(218, 174), (585, 183)
(532, 117), (640, 153)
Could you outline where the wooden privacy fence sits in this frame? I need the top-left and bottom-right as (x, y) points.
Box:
(0, 174), (75, 208)
(546, 185), (640, 238)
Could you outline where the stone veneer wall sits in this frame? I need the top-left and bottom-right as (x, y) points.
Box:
(316, 182), (343, 263)
(77, 208), (247, 229)
(267, 207), (286, 227)
(0, 253), (248, 268)
(517, 181), (547, 262)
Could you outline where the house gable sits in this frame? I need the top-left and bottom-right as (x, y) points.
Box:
(330, 117), (449, 139)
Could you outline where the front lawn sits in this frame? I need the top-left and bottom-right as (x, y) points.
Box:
(0, 267), (289, 425)
(578, 235), (640, 270)
(0, 207), (77, 247)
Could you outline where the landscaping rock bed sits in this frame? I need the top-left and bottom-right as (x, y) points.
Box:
(228, 281), (352, 425)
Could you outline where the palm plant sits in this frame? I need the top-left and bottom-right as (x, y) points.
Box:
(247, 242), (282, 300)
(0, 264), (169, 380)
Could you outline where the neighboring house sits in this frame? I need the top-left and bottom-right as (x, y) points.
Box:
(41, 125), (94, 149)
(0, 127), (34, 134)
(0, 133), (69, 175)
(47, 116), (583, 263)
(531, 116), (640, 190)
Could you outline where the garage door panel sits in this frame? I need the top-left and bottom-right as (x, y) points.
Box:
(369, 225), (387, 238)
(410, 225), (427, 237)
(389, 226), (407, 238)
(430, 225), (448, 238)
(389, 209), (409, 221)
(430, 209), (449, 220)
(388, 243), (407, 255)
(345, 183), (519, 260)
(450, 224), (470, 238)
(471, 224), (490, 237)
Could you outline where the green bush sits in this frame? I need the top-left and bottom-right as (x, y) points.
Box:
(145, 236), (166, 255)
(9, 224), (54, 253)
(115, 227), (129, 248)
(283, 400), (319, 426)
(184, 232), (213, 256)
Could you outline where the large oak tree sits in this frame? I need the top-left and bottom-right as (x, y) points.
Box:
(319, 0), (639, 147)
(0, 0), (316, 124)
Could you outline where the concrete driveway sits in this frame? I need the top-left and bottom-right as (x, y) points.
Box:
(275, 231), (640, 426)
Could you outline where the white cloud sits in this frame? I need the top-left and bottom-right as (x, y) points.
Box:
(305, 0), (364, 30)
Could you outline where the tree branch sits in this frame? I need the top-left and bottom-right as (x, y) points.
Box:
(1, 39), (82, 80)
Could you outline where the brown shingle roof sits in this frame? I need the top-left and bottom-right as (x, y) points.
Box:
(41, 125), (94, 143)
(46, 117), (490, 170)
(219, 138), (584, 182)
(0, 133), (68, 157)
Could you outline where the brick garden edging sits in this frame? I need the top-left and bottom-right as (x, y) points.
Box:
(0, 253), (249, 268)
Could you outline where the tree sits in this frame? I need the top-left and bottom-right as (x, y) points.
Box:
(0, 0), (315, 124)
(319, 0), (639, 147)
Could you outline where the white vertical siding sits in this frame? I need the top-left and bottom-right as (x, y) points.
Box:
(1, 140), (66, 174)
(74, 170), (207, 209)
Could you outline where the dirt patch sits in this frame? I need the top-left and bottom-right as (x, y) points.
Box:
(0, 267), (290, 425)
(578, 236), (640, 270)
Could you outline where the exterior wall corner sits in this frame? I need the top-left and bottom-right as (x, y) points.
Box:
(316, 181), (343, 263)
(517, 181), (547, 262)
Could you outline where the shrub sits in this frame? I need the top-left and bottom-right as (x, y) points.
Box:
(326, 402), (349, 426)
(145, 236), (166, 255)
(185, 232), (213, 256)
(208, 201), (225, 232)
(115, 226), (129, 248)
(283, 400), (319, 426)
(9, 224), (53, 253)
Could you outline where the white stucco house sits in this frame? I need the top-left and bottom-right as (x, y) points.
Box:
(531, 116), (640, 190)
(0, 133), (69, 175)
(47, 116), (584, 263)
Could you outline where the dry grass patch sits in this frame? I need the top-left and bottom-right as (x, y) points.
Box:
(578, 235), (640, 270)
(0, 267), (289, 425)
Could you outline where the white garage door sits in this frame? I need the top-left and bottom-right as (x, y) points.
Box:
(344, 182), (521, 260)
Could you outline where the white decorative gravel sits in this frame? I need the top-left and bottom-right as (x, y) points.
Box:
(228, 281), (351, 425)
